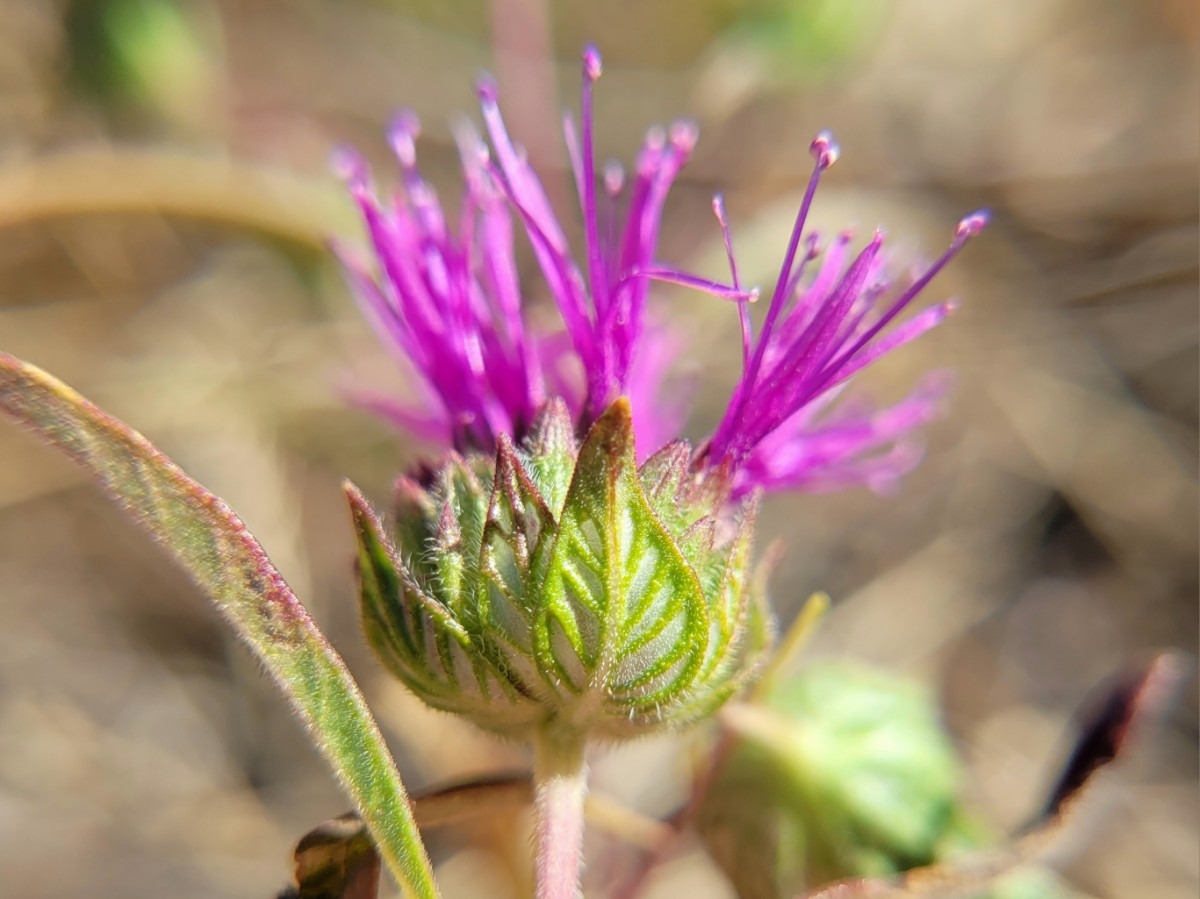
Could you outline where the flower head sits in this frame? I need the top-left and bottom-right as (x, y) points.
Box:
(335, 47), (985, 741)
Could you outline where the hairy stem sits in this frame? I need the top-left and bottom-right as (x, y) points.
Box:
(533, 724), (589, 899)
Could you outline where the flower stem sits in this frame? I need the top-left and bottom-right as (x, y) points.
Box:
(533, 723), (589, 899)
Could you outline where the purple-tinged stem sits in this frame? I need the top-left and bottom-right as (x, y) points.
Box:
(534, 724), (589, 899)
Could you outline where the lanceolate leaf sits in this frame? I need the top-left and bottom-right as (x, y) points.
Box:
(0, 354), (440, 899)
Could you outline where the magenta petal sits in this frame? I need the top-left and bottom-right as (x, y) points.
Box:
(729, 373), (951, 497)
(334, 56), (982, 499)
(336, 50), (698, 457)
(704, 134), (986, 495)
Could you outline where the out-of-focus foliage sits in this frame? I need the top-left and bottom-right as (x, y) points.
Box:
(716, 0), (887, 79)
(64, 0), (223, 132)
(701, 661), (1074, 897)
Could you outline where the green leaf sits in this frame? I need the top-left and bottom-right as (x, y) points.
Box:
(672, 501), (767, 724)
(534, 398), (709, 735)
(717, 654), (1184, 899)
(0, 354), (440, 899)
(350, 485), (472, 694)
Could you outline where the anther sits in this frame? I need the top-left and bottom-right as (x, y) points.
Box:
(387, 111), (421, 167)
(809, 130), (840, 169)
(955, 209), (990, 241)
(476, 76), (499, 105)
(583, 45), (603, 82)
(604, 161), (625, 196)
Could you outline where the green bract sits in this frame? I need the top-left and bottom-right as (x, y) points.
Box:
(348, 398), (773, 740)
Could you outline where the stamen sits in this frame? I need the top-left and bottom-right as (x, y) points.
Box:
(668, 120), (699, 154)
(476, 75), (499, 104)
(809, 130), (840, 169)
(757, 232), (885, 428)
(825, 299), (958, 389)
(478, 154), (595, 383)
(635, 126), (667, 177)
(603, 161), (624, 283)
(736, 132), (838, 419)
(955, 209), (990, 241)
(562, 112), (585, 204)
(712, 194), (752, 365)
(817, 215), (986, 389)
(582, 44), (603, 82)
(616, 266), (758, 303)
(330, 145), (370, 190)
(604, 161), (625, 196)
(579, 45), (609, 321)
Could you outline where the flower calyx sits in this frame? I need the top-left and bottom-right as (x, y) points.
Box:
(348, 398), (773, 740)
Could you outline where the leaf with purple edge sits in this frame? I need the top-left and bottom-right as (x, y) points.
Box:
(479, 434), (557, 662)
(0, 353), (440, 899)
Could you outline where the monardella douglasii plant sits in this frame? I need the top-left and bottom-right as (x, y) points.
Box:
(331, 48), (984, 739)
(327, 44), (986, 897)
(0, 42), (1179, 899)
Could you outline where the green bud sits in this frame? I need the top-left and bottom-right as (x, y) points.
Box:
(348, 398), (773, 740)
(703, 661), (1079, 898)
(701, 660), (962, 892)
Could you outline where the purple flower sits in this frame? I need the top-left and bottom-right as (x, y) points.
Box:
(699, 134), (988, 497)
(474, 47), (750, 442)
(334, 46), (745, 457)
(331, 113), (560, 453)
(335, 46), (986, 497)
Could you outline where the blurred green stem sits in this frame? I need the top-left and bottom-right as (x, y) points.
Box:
(533, 724), (589, 899)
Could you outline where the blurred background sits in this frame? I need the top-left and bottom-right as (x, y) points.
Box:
(0, 1), (1196, 897)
